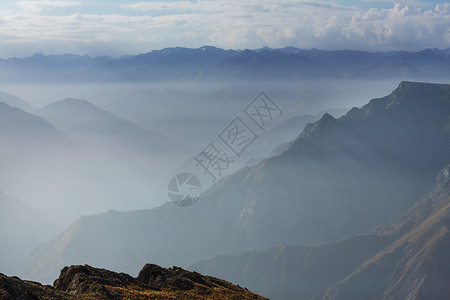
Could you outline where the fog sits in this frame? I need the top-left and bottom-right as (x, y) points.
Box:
(0, 77), (441, 227)
(0, 78), (401, 227)
(2, 79), (398, 145)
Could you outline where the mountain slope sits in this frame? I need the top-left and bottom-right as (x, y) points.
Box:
(314, 164), (450, 300)
(1, 264), (266, 299)
(190, 234), (392, 300)
(0, 91), (33, 112)
(205, 49), (323, 80)
(0, 191), (58, 276)
(21, 81), (450, 285)
(203, 81), (450, 250)
(0, 102), (163, 225)
(190, 164), (450, 300)
(37, 98), (192, 168)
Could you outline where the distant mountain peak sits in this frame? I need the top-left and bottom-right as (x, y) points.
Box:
(299, 112), (337, 138)
(42, 98), (107, 115)
(394, 80), (450, 94)
(254, 46), (274, 52)
(0, 90), (33, 112)
(319, 112), (336, 123)
(343, 81), (450, 121)
(48, 97), (92, 106)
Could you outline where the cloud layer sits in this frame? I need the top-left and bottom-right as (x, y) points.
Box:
(0, 0), (448, 57)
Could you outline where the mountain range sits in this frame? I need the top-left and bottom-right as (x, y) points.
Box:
(19, 81), (450, 293)
(0, 47), (449, 83)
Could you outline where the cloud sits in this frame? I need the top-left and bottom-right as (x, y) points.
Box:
(16, 0), (81, 14)
(0, 0), (449, 57)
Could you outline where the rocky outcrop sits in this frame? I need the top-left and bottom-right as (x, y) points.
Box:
(1, 263), (266, 299)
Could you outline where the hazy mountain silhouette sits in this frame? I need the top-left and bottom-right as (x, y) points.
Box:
(0, 53), (115, 82)
(106, 46), (238, 81)
(0, 191), (58, 276)
(19, 82), (450, 288)
(0, 47), (448, 83)
(37, 98), (192, 169)
(0, 102), (169, 226)
(0, 91), (33, 112)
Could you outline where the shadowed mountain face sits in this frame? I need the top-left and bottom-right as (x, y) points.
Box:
(0, 264), (266, 300)
(190, 164), (450, 300)
(20, 82), (450, 285)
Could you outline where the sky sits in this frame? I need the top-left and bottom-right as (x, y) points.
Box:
(0, 0), (448, 57)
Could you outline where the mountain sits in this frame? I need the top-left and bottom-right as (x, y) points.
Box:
(0, 47), (448, 83)
(348, 61), (429, 80)
(0, 102), (164, 225)
(0, 264), (266, 299)
(0, 53), (115, 82)
(37, 98), (192, 169)
(0, 101), (66, 146)
(198, 81), (450, 250)
(190, 164), (450, 300)
(20, 82), (450, 285)
(36, 98), (193, 205)
(190, 234), (392, 300)
(205, 49), (323, 80)
(0, 191), (58, 276)
(106, 46), (238, 81)
(0, 91), (33, 112)
(313, 164), (450, 300)
(249, 109), (349, 159)
(173, 113), (322, 182)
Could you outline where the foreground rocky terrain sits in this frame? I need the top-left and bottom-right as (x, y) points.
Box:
(0, 264), (265, 299)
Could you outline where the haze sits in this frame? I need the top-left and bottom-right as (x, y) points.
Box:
(0, 1), (449, 299)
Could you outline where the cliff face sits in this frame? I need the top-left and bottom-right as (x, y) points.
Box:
(0, 264), (266, 300)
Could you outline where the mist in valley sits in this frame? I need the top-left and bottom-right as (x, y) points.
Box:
(0, 77), (399, 274)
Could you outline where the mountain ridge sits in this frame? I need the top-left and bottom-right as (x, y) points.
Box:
(1, 47), (449, 82)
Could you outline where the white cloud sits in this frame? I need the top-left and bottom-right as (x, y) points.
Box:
(0, 0), (448, 57)
(16, 0), (81, 14)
